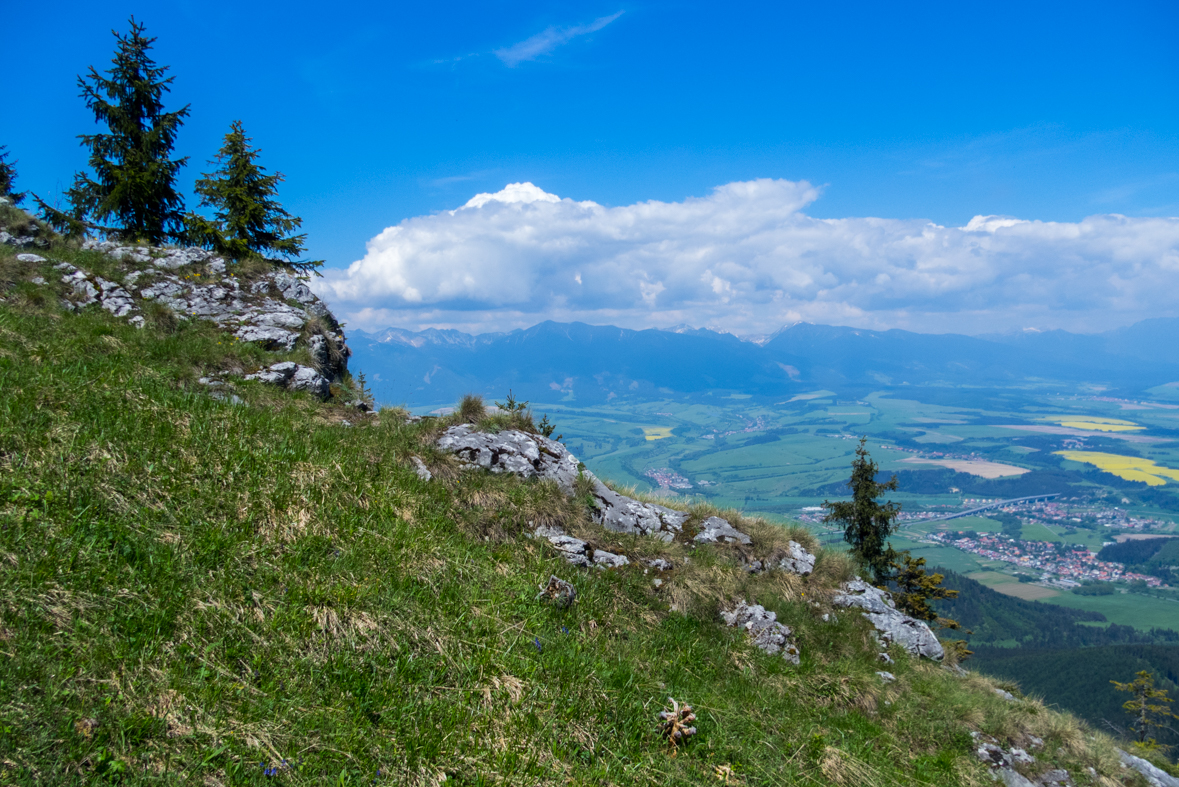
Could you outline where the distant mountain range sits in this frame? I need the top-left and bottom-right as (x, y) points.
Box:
(348, 318), (1179, 407)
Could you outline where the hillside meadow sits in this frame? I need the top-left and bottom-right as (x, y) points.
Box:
(0, 238), (1162, 785)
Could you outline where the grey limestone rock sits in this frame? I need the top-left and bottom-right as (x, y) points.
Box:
(694, 516), (752, 545)
(592, 549), (630, 569)
(245, 362), (330, 399)
(833, 578), (944, 660)
(999, 771), (1038, 787)
(586, 476), (688, 541)
(745, 540), (817, 575)
(644, 558), (674, 571)
(289, 365), (331, 398)
(308, 334), (330, 369)
(245, 361), (298, 385)
(437, 424), (580, 494)
(1119, 749), (1179, 787)
(994, 688), (1017, 702)
(110, 246), (153, 264)
(720, 600), (801, 664)
(62, 270), (98, 307)
(1037, 769), (1072, 787)
(876, 671), (896, 683)
(1, 231), (37, 247)
(411, 456), (432, 481)
(777, 540), (816, 574)
(16, 253), (46, 263)
(234, 324), (299, 351)
(95, 277), (136, 318)
(976, 742), (1038, 786)
(977, 743), (1012, 769)
(531, 525), (593, 568)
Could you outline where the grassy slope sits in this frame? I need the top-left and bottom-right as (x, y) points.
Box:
(0, 240), (1156, 785)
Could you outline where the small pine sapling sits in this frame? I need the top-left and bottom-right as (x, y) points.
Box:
(537, 413), (561, 441)
(495, 389), (529, 414)
(188, 120), (322, 273)
(1112, 670), (1178, 751)
(64, 17), (190, 243)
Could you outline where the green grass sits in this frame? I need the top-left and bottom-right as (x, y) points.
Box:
(0, 236), (1155, 784)
(887, 539), (986, 575)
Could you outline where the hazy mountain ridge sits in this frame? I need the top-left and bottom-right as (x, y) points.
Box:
(351, 318), (1179, 406)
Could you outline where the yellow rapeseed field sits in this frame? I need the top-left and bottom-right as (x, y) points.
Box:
(643, 426), (674, 441)
(1040, 415), (1145, 432)
(1054, 450), (1179, 485)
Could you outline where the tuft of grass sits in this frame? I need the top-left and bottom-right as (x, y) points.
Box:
(456, 392), (486, 423)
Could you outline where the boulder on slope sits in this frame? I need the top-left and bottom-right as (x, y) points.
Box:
(832, 578), (944, 660)
(437, 424), (581, 494)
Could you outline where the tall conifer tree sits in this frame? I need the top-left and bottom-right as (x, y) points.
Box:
(823, 437), (901, 583)
(0, 146), (25, 205)
(65, 17), (189, 243)
(188, 121), (321, 272)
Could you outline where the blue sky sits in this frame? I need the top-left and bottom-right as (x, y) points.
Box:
(5, 1), (1179, 335)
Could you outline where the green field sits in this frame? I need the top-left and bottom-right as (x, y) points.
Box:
(1046, 591), (1179, 630)
(533, 393), (1179, 523)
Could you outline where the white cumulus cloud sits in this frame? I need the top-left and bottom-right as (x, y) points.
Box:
(315, 179), (1179, 336)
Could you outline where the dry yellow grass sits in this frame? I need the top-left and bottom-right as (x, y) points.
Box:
(901, 456), (1029, 478)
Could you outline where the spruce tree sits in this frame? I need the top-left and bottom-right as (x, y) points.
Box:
(65, 17), (189, 243)
(189, 121), (321, 272)
(890, 552), (960, 629)
(0, 146), (25, 205)
(823, 437), (901, 583)
(1112, 670), (1178, 750)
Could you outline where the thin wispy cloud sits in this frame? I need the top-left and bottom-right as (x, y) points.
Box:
(428, 170), (497, 187)
(495, 11), (624, 67)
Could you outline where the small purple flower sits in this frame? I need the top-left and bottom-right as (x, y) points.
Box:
(533, 637), (542, 652)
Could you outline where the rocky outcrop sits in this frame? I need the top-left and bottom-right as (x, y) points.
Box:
(973, 733), (1057, 787)
(743, 541), (816, 575)
(585, 478), (689, 542)
(832, 578), (944, 660)
(435, 423), (818, 581)
(529, 524), (629, 570)
(1119, 749), (1179, 787)
(24, 240), (349, 381)
(436, 425), (580, 494)
(694, 516), (752, 545)
(244, 362), (331, 399)
(720, 601), (800, 664)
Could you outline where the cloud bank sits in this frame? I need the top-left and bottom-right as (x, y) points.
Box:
(316, 180), (1179, 336)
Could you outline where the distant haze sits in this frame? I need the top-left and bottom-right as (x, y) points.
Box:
(348, 318), (1179, 408)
